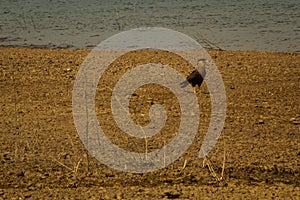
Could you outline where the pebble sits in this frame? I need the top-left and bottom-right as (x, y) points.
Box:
(116, 191), (123, 200)
(24, 193), (32, 198)
(65, 68), (72, 72)
(289, 117), (300, 124)
(258, 119), (264, 124)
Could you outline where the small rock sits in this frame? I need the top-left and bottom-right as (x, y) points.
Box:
(116, 191), (123, 200)
(289, 117), (296, 122)
(24, 192), (32, 198)
(3, 152), (11, 161)
(164, 192), (180, 199)
(35, 182), (42, 188)
(16, 171), (25, 177)
(289, 117), (300, 125)
(65, 68), (72, 72)
(7, 171), (14, 176)
(258, 119), (264, 124)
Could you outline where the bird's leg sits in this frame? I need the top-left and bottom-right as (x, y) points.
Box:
(193, 87), (197, 94)
(194, 86), (201, 94)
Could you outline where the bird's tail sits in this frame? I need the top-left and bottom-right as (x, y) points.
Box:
(180, 80), (189, 88)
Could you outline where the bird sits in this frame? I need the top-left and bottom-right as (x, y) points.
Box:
(180, 67), (206, 94)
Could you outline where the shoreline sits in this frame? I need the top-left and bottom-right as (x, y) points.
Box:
(0, 45), (299, 54)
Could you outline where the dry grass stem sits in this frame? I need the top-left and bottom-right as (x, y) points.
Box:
(52, 158), (73, 172)
(202, 142), (227, 184)
(182, 159), (188, 171)
(74, 158), (82, 173)
(52, 157), (82, 174)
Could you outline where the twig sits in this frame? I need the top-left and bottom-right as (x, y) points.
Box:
(221, 139), (226, 179)
(74, 158), (82, 173)
(202, 143), (227, 184)
(52, 157), (82, 174)
(182, 159), (187, 171)
(52, 158), (73, 172)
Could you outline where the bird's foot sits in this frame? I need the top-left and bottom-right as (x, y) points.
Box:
(193, 88), (200, 94)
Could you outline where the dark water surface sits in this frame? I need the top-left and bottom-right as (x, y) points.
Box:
(0, 0), (299, 51)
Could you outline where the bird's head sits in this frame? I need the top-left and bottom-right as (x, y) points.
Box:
(197, 58), (207, 78)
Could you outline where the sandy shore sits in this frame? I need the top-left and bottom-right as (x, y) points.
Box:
(0, 47), (299, 199)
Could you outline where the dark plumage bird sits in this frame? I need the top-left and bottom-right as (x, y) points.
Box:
(180, 67), (206, 94)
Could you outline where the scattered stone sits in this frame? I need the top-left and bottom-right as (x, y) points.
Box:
(3, 152), (11, 161)
(258, 119), (264, 124)
(116, 191), (123, 200)
(24, 192), (32, 198)
(164, 191), (180, 199)
(289, 117), (300, 125)
(64, 68), (72, 73)
(16, 171), (25, 177)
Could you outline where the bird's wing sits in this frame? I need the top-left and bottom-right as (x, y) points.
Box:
(200, 67), (206, 79)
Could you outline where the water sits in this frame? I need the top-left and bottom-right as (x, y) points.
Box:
(0, 0), (299, 52)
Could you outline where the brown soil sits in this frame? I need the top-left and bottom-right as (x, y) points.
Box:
(0, 47), (299, 199)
